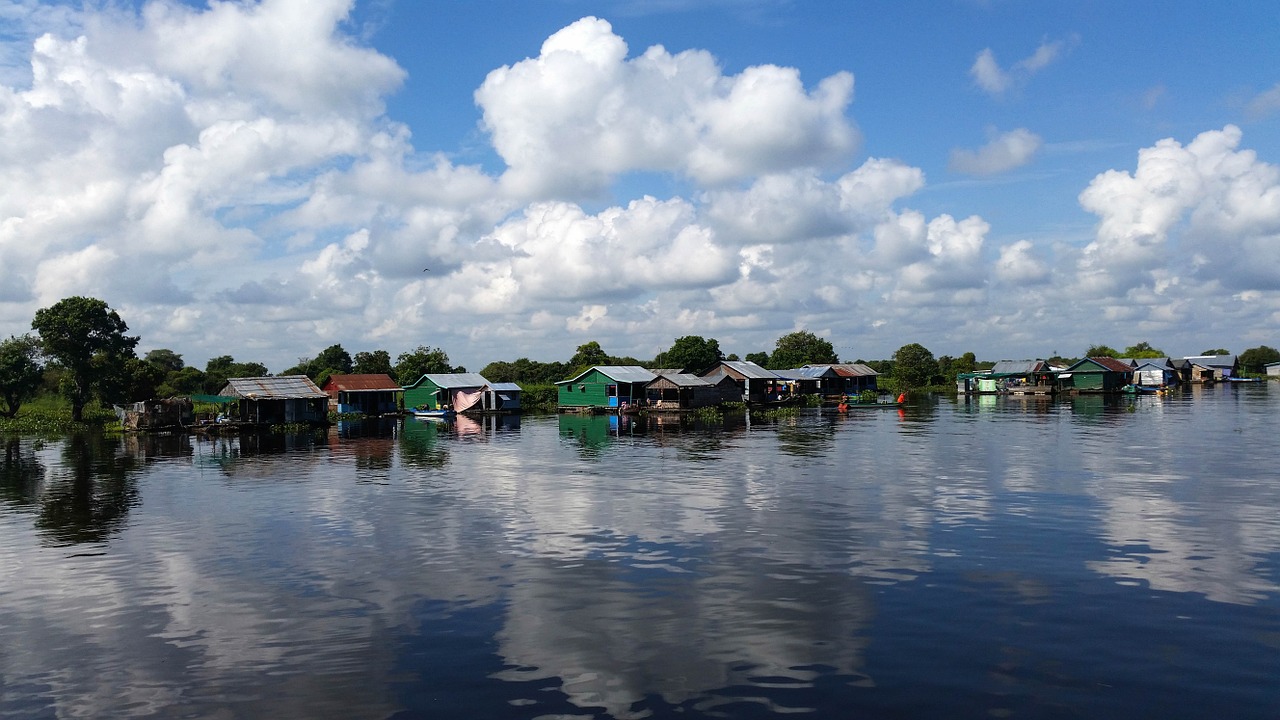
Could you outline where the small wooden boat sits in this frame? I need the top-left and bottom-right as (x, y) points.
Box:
(409, 408), (455, 419)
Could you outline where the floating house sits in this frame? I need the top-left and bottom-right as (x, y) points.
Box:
(557, 366), (656, 411)
(1183, 355), (1239, 383)
(1131, 360), (1177, 388)
(485, 382), (523, 412)
(219, 376), (329, 425)
(322, 374), (403, 415)
(700, 361), (784, 404)
(115, 397), (195, 431)
(1056, 358), (1133, 393)
(990, 360), (1055, 394)
(1267, 361), (1280, 377)
(404, 373), (491, 413)
(811, 363), (880, 394)
(776, 366), (841, 397)
(646, 372), (738, 409)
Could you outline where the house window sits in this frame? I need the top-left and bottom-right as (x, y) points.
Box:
(607, 385), (617, 397)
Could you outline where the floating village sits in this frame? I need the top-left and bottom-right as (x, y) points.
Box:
(115, 353), (1270, 433)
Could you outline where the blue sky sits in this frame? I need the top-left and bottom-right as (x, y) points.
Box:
(1, 0), (1279, 372)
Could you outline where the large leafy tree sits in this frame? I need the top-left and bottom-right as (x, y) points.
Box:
(744, 351), (769, 367)
(1239, 345), (1280, 374)
(1084, 344), (1120, 358)
(767, 331), (838, 370)
(1200, 348), (1230, 356)
(203, 356), (268, 394)
(654, 336), (723, 373)
(353, 349), (393, 375)
(569, 341), (609, 370)
(890, 343), (937, 388)
(0, 334), (44, 418)
(144, 349), (185, 373)
(31, 297), (139, 421)
(1122, 341), (1165, 359)
(394, 346), (455, 385)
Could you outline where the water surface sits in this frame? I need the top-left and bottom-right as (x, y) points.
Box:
(2, 386), (1278, 718)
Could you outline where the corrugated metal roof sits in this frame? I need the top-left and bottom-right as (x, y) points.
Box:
(222, 375), (327, 399)
(1071, 357), (1134, 373)
(717, 361), (778, 379)
(559, 366), (657, 384)
(776, 367), (835, 379)
(488, 382), (522, 392)
(653, 372), (712, 387)
(990, 360), (1049, 375)
(1184, 355), (1237, 368)
(815, 363), (879, 377)
(422, 372), (490, 389)
(324, 374), (401, 391)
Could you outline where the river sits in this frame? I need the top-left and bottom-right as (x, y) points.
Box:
(2, 385), (1278, 719)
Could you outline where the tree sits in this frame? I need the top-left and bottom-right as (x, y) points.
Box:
(953, 351), (978, 374)
(144, 349), (185, 373)
(767, 331), (838, 370)
(31, 297), (139, 421)
(394, 345), (454, 385)
(311, 344), (353, 376)
(0, 335), (43, 418)
(1084, 344), (1120, 358)
(1122, 341), (1165, 359)
(120, 357), (166, 402)
(891, 343), (937, 388)
(353, 349), (393, 375)
(654, 336), (723, 373)
(1200, 348), (1230, 356)
(203, 356), (268, 394)
(1238, 345), (1280, 374)
(744, 351), (769, 367)
(569, 341), (609, 370)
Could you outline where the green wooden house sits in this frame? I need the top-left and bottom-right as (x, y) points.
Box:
(403, 372), (490, 412)
(1057, 357), (1132, 393)
(557, 366), (656, 410)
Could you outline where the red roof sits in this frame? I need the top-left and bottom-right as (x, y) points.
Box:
(1086, 357), (1134, 372)
(322, 374), (402, 393)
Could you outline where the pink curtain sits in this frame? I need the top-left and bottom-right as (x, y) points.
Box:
(451, 388), (484, 412)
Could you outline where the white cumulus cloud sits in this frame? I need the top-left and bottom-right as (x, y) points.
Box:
(949, 128), (1043, 176)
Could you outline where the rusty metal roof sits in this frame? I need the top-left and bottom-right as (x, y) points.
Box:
(323, 374), (402, 392)
(221, 375), (327, 399)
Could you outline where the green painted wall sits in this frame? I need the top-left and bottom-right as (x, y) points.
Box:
(404, 378), (445, 410)
(557, 368), (613, 408)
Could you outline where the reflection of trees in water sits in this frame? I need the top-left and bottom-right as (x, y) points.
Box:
(399, 419), (450, 469)
(771, 416), (837, 458)
(38, 433), (141, 545)
(0, 437), (44, 508)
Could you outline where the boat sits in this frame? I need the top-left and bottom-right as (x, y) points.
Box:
(837, 393), (906, 411)
(409, 408), (455, 419)
(1121, 384), (1168, 395)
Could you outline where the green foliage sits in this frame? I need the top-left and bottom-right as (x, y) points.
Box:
(890, 343), (937, 389)
(767, 331), (837, 370)
(312, 344), (353, 376)
(654, 336), (723, 373)
(1238, 345), (1280, 374)
(31, 296), (139, 422)
(394, 345), (455, 385)
(1084, 344), (1120, 358)
(120, 357), (166, 402)
(203, 356), (268, 394)
(1122, 341), (1165, 359)
(1200, 348), (1230, 356)
(0, 335), (44, 418)
(569, 341), (609, 369)
(517, 384), (558, 413)
(0, 397), (118, 435)
(692, 405), (723, 422)
(480, 358), (569, 386)
(744, 351), (769, 366)
(144, 348), (185, 373)
(353, 349), (393, 375)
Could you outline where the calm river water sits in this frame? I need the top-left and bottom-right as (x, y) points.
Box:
(2, 385), (1279, 719)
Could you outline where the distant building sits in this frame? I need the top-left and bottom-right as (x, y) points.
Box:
(700, 361), (783, 404)
(1057, 358), (1133, 393)
(322, 374), (403, 415)
(557, 366), (656, 411)
(219, 376), (329, 425)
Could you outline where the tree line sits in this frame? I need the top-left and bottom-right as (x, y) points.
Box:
(4, 296), (1278, 420)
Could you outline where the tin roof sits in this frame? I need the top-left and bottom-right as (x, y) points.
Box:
(1068, 357), (1134, 373)
(558, 365), (657, 385)
(776, 366), (837, 379)
(989, 360), (1050, 376)
(1184, 354), (1237, 368)
(713, 361), (778, 380)
(488, 382), (522, 392)
(323, 374), (402, 392)
(816, 363), (879, 377)
(419, 372), (490, 389)
(221, 375), (327, 399)
(652, 372), (712, 387)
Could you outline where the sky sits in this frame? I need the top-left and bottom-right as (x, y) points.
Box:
(2, 0), (1279, 373)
